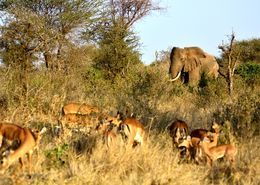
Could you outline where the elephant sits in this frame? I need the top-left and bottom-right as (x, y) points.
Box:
(169, 47), (219, 85)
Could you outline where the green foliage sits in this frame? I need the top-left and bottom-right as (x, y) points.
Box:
(0, 0), (103, 71)
(197, 78), (228, 107)
(45, 143), (69, 168)
(236, 38), (260, 63)
(236, 62), (260, 79)
(213, 92), (259, 138)
(94, 22), (141, 80)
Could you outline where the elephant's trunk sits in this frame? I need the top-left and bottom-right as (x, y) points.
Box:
(169, 71), (181, 82)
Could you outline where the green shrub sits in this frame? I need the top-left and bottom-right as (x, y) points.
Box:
(45, 143), (69, 168)
(236, 62), (260, 80)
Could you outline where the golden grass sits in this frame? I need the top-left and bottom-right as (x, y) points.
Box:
(0, 64), (259, 184)
(0, 128), (259, 185)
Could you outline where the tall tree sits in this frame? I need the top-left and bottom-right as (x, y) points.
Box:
(90, 0), (161, 79)
(0, 0), (103, 105)
(0, 0), (103, 71)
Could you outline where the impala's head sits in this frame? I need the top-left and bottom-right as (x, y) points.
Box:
(96, 114), (122, 133)
(31, 127), (47, 143)
(104, 114), (122, 127)
(178, 136), (192, 158)
(179, 135), (191, 146)
(175, 128), (187, 144)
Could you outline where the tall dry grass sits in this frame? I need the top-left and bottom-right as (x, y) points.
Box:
(0, 62), (259, 184)
(0, 130), (259, 185)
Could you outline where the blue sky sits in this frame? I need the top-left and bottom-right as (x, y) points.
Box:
(134, 0), (260, 64)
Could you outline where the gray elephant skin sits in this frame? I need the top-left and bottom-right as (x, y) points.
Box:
(169, 47), (219, 85)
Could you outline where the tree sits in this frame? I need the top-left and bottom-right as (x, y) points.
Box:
(90, 0), (161, 79)
(0, 8), (50, 104)
(0, 0), (103, 105)
(109, 0), (160, 28)
(0, 0), (103, 71)
(218, 32), (241, 96)
(235, 38), (260, 63)
(235, 38), (260, 87)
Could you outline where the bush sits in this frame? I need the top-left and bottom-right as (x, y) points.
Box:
(236, 62), (260, 80)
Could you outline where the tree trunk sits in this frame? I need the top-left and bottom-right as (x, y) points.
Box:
(228, 68), (233, 96)
(20, 57), (29, 107)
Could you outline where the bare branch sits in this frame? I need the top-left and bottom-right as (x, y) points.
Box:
(109, 0), (161, 28)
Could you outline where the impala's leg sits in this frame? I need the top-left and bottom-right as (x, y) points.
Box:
(206, 156), (212, 167)
(227, 154), (236, 166)
(0, 135), (3, 148)
(19, 157), (24, 172)
(28, 151), (33, 174)
(128, 135), (135, 148)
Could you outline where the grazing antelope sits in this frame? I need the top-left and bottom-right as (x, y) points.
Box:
(179, 122), (221, 163)
(200, 134), (237, 167)
(62, 102), (100, 115)
(119, 118), (145, 147)
(178, 136), (201, 162)
(60, 113), (100, 130)
(190, 128), (208, 140)
(168, 120), (189, 148)
(0, 123), (45, 173)
(106, 113), (145, 148)
(179, 131), (220, 164)
(190, 122), (220, 141)
(97, 122), (123, 149)
(59, 103), (105, 135)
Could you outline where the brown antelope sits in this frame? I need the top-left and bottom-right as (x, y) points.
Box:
(190, 122), (220, 140)
(190, 128), (208, 140)
(106, 113), (145, 147)
(119, 118), (145, 147)
(0, 123), (45, 173)
(59, 103), (105, 135)
(178, 136), (201, 162)
(168, 120), (189, 148)
(97, 123), (122, 149)
(62, 102), (100, 115)
(200, 135), (237, 167)
(179, 122), (221, 163)
(60, 113), (100, 129)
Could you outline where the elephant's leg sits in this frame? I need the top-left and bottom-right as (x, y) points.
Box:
(188, 68), (200, 85)
(182, 72), (189, 83)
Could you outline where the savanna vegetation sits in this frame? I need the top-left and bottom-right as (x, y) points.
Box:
(0, 0), (259, 184)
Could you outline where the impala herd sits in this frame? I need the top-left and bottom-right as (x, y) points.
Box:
(0, 102), (237, 174)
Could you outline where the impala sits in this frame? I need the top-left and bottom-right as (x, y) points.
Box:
(190, 122), (220, 140)
(200, 135), (237, 167)
(96, 117), (123, 149)
(178, 122), (221, 163)
(60, 113), (100, 128)
(62, 102), (100, 115)
(0, 123), (45, 173)
(106, 113), (145, 147)
(168, 120), (189, 148)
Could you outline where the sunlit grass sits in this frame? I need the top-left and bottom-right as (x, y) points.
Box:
(1, 128), (259, 185)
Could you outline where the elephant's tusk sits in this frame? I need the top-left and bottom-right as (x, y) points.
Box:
(169, 71), (181, 82)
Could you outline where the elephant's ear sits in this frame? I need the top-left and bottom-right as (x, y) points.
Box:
(183, 57), (202, 72)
